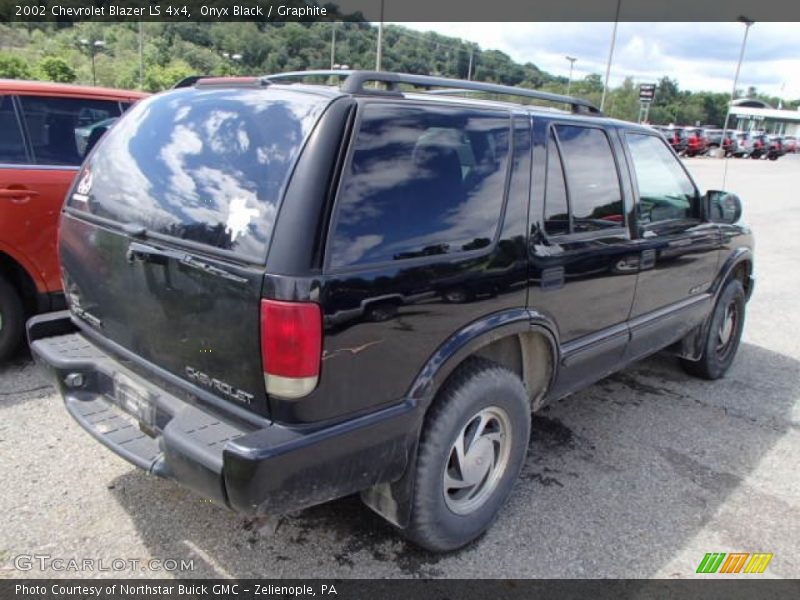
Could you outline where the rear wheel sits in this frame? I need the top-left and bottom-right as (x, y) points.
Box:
(404, 357), (530, 552)
(680, 279), (745, 380)
(0, 277), (25, 361)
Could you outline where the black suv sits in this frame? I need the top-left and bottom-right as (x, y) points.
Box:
(28, 71), (754, 552)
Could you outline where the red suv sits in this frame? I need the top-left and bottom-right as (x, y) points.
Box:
(0, 80), (145, 360)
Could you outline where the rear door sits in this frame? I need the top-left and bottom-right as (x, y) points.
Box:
(528, 120), (640, 398)
(621, 130), (720, 359)
(59, 87), (329, 417)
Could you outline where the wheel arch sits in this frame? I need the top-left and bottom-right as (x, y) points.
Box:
(712, 247), (753, 302)
(407, 308), (559, 412)
(0, 250), (42, 316)
(361, 308), (560, 529)
(674, 247), (753, 361)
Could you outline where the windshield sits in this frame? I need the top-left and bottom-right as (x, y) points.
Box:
(69, 87), (328, 261)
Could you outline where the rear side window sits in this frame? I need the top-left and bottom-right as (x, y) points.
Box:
(71, 88), (327, 260)
(329, 104), (510, 268)
(544, 129), (569, 235)
(18, 96), (122, 166)
(0, 96), (27, 164)
(544, 124), (624, 235)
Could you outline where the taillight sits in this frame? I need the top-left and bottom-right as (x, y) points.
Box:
(260, 299), (322, 399)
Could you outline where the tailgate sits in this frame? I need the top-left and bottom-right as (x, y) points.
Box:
(58, 85), (330, 417)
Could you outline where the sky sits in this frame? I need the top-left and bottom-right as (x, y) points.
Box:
(396, 22), (800, 100)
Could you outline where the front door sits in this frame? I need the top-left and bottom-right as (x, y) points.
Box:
(621, 131), (721, 360)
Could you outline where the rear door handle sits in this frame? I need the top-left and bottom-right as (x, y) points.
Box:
(0, 188), (41, 199)
(126, 241), (247, 283)
(126, 241), (182, 265)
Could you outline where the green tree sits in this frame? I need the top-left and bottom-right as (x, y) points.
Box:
(36, 57), (77, 83)
(0, 52), (32, 79)
(142, 60), (194, 92)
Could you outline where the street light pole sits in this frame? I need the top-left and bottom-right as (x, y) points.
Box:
(376, 0), (384, 72)
(222, 52), (242, 76)
(720, 16), (754, 157)
(565, 55), (577, 97)
(600, 0), (622, 112)
(80, 39), (105, 86)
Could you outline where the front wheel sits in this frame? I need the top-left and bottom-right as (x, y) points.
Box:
(404, 357), (530, 552)
(680, 279), (746, 380)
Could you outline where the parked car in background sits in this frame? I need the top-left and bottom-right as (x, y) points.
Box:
(782, 135), (797, 153)
(703, 128), (734, 154)
(683, 127), (708, 156)
(730, 131), (753, 158)
(766, 135), (785, 160)
(0, 80), (145, 360)
(749, 133), (771, 159)
(658, 126), (688, 154)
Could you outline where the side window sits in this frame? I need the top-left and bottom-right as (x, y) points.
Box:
(626, 133), (698, 224)
(544, 129), (569, 235)
(329, 104), (510, 268)
(553, 124), (624, 233)
(0, 96), (28, 164)
(18, 96), (122, 166)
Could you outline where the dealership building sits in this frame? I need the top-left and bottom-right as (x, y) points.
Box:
(729, 98), (800, 135)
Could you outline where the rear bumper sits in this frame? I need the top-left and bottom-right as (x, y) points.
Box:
(28, 312), (417, 516)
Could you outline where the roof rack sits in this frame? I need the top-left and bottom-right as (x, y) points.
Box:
(262, 70), (602, 115)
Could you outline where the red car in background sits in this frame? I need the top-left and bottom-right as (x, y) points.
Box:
(683, 127), (708, 156)
(0, 80), (146, 359)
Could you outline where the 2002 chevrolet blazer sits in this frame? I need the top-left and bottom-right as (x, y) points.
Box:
(28, 71), (754, 551)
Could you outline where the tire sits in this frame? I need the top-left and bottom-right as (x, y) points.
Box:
(404, 357), (531, 552)
(443, 287), (472, 304)
(680, 280), (746, 380)
(0, 276), (25, 361)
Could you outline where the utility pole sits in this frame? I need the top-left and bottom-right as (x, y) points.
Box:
(720, 16), (754, 158)
(375, 0), (384, 72)
(138, 22), (144, 89)
(600, 0), (621, 112)
(330, 22), (336, 70)
(467, 47), (474, 80)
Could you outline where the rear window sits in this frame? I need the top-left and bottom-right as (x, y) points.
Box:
(70, 88), (327, 260)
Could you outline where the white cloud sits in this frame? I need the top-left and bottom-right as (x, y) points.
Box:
(398, 22), (800, 99)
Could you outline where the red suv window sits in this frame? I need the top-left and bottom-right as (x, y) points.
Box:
(18, 96), (122, 166)
(0, 95), (28, 164)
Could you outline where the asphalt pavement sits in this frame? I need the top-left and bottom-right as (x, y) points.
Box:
(1, 154), (798, 579)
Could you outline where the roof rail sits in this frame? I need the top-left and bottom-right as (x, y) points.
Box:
(263, 70), (602, 115)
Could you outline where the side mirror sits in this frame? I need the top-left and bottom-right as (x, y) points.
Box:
(705, 190), (742, 224)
